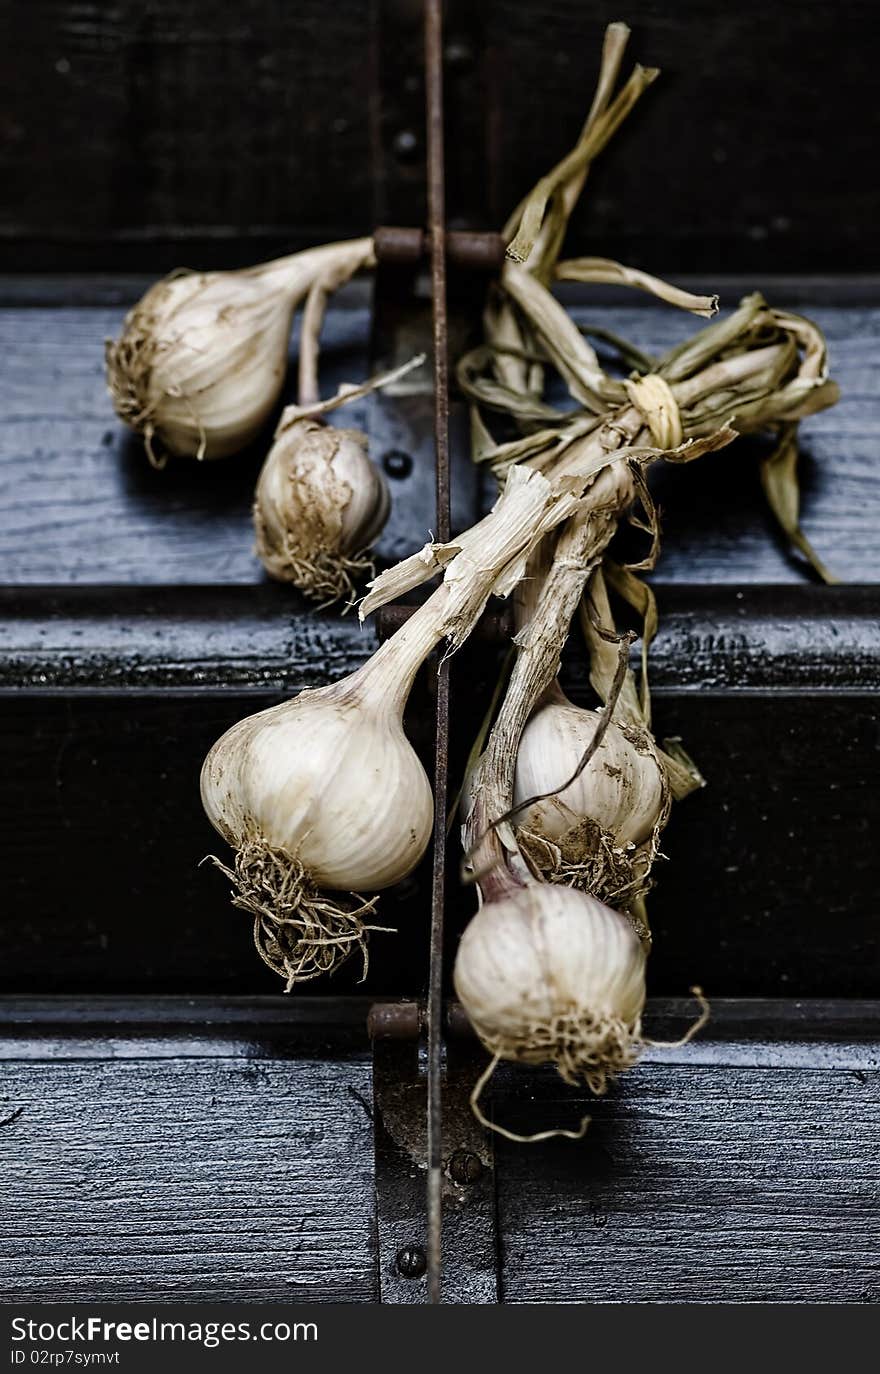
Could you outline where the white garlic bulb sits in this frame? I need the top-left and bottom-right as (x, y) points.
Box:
(201, 663), (433, 986)
(513, 688), (667, 904)
(253, 419), (390, 603)
(454, 883), (646, 1093)
(515, 692), (665, 846)
(105, 240), (374, 466)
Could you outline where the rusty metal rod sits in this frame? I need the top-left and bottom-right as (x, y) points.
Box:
(424, 0), (450, 1308)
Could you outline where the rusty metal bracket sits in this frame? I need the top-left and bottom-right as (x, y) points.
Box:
(375, 225), (504, 271)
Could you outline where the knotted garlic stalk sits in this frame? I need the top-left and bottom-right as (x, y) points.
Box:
(106, 238), (375, 467)
(203, 463), (585, 987)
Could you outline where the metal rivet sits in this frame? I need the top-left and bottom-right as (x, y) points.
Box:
(396, 1244), (427, 1279)
(382, 449), (413, 479)
(448, 1150), (483, 1185)
(392, 129), (420, 162)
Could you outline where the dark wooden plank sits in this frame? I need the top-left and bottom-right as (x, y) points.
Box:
(1, 997), (877, 1304)
(1, 584), (877, 691)
(0, 681), (451, 996)
(480, 0), (880, 274)
(0, 1051), (376, 1301)
(0, 0), (378, 272)
(493, 1053), (880, 1304)
(0, 681), (876, 997)
(0, 287), (874, 584)
(2, 3), (878, 272)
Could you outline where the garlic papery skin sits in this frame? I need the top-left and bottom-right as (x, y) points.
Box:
(454, 882), (646, 1094)
(201, 663), (433, 987)
(513, 689), (668, 907)
(515, 691), (665, 846)
(253, 418), (390, 603)
(105, 239), (375, 466)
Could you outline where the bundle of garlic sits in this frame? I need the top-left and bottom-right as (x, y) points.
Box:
(450, 22), (835, 1122)
(106, 237), (375, 467)
(453, 553), (653, 1137)
(453, 451), (712, 1125)
(202, 460), (595, 986)
(195, 16), (839, 1066)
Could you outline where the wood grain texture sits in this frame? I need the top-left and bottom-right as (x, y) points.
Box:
(494, 1055), (880, 1303)
(0, 0), (377, 270)
(1, 2), (877, 271)
(0, 286), (374, 584)
(0, 285), (876, 585)
(0, 998), (877, 1304)
(2, 585), (877, 692)
(480, 0), (880, 273)
(0, 1052), (376, 1302)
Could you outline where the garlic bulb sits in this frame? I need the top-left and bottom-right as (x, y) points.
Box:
(105, 239), (375, 466)
(454, 882), (646, 1094)
(253, 418), (389, 603)
(201, 660), (433, 987)
(514, 687), (668, 906)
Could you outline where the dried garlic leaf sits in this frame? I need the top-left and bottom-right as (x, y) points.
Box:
(760, 423), (837, 584)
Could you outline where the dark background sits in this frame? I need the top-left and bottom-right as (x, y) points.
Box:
(1, 0), (878, 274)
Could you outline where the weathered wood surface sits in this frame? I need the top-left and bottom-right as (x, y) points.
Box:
(0, 1047), (376, 1302)
(0, 997), (878, 1303)
(0, 283), (877, 585)
(1, 2), (877, 272)
(0, 0), (377, 271)
(494, 1051), (880, 1304)
(2, 585), (878, 692)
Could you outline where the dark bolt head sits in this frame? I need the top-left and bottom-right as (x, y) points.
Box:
(392, 129), (420, 163)
(396, 1244), (427, 1279)
(448, 1150), (483, 1185)
(382, 449), (413, 479)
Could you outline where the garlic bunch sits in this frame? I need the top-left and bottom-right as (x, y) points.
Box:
(454, 881), (646, 1096)
(203, 462), (572, 987)
(105, 239), (375, 466)
(253, 418), (389, 603)
(514, 684), (668, 907)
